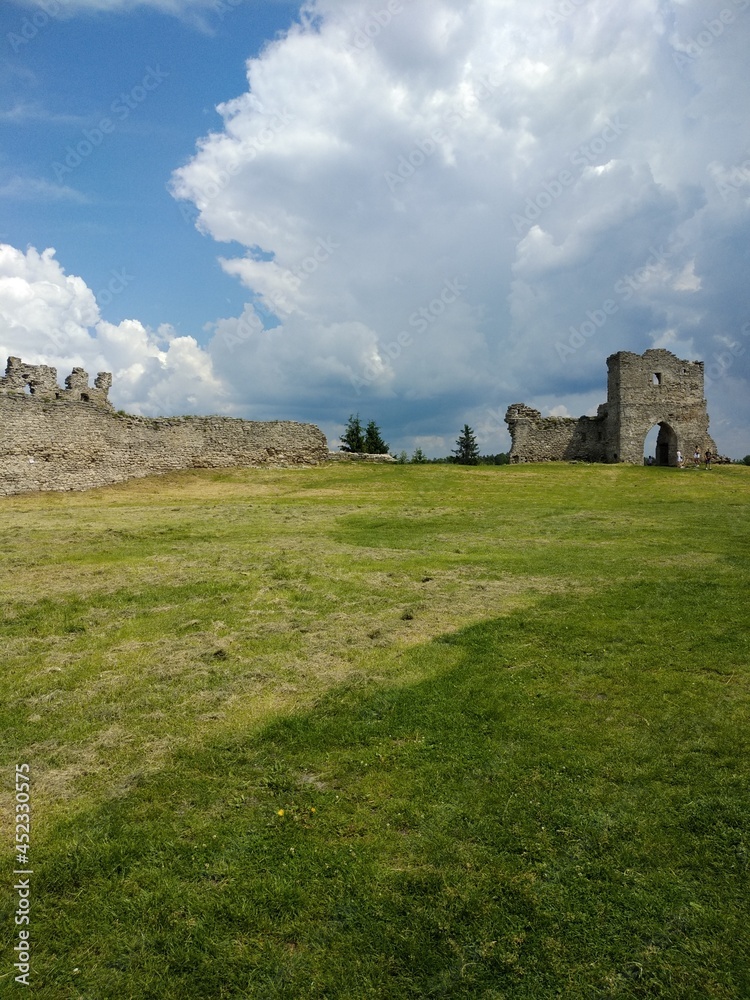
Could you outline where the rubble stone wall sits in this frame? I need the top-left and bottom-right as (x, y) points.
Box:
(503, 404), (607, 462)
(0, 358), (328, 496)
(327, 452), (396, 463)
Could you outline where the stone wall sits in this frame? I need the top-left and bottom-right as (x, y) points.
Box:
(504, 404), (607, 462)
(327, 452), (396, 463)
(0, 358), (328, 496)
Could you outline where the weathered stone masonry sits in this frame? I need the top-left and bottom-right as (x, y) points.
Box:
(505, 349), (717, 465)
(0, 357), (328, 496)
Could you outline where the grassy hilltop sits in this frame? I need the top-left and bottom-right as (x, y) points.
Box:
(1, 462), (749, 999)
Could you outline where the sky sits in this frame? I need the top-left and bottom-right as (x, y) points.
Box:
(1, 0), (749, 458)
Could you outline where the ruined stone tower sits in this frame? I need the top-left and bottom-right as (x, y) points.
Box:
(506, 349), (717, 465)
(605, 349), (715, 464)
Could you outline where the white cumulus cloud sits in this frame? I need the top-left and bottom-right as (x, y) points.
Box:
(167, 0), (749, 454)
(3, 0), (749, 456)
(0, 244), (227, 417)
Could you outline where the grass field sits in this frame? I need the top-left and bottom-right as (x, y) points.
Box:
(1, 461), (749, 999)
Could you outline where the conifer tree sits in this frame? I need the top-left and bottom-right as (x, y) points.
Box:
(452, 424), (480, 465)
(364, 419), (389, 454)
(340, 414), (365, 453)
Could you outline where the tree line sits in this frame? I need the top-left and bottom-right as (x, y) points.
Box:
(341, 415), (748, 465)
(340, 415), (509, 465)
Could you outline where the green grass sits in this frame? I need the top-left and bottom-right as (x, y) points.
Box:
(1, 463), (749, 998)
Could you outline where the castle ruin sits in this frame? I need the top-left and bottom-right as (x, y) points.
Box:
(0, 357), (328, 496)
(505, 349), (717, 465)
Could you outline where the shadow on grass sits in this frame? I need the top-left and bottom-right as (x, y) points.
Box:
(23, 577), (750, 999)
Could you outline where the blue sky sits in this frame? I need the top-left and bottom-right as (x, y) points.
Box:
(1, 0), (749, 457)
(1, 0), (300, 332)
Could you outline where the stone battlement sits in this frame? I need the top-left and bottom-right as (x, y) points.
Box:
(0, 356), (113, 407)
(0, 357), (328, 496)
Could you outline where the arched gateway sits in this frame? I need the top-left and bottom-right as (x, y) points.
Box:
(506, 349), (717, 465)
(644, 422), (678, 466)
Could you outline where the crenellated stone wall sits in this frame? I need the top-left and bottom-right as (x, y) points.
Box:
(0, 358), (328, 496)
(0, 356), (113, 407)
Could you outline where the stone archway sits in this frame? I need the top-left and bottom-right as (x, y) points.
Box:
(644, 421), (678, 466)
